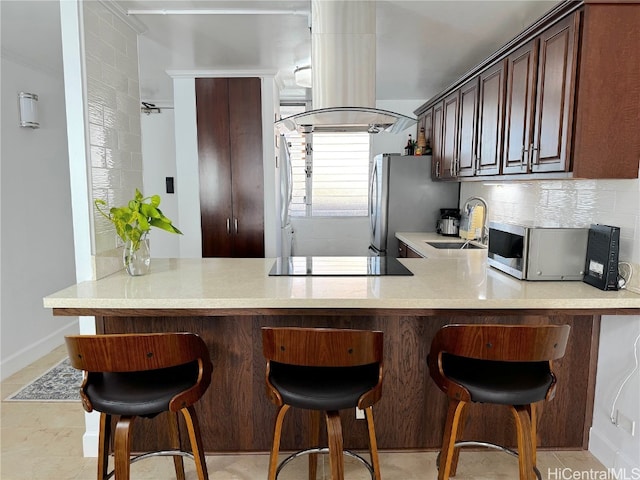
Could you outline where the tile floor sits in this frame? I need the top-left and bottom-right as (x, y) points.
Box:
(1, 345), (608, 480)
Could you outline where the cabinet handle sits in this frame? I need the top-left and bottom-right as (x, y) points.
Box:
(435, 161), (440, 178)
(521, 145), (528, 167)
(226, 218), (231, 235)
(529, 143), (538, 167)
(234, 218), (238, 234)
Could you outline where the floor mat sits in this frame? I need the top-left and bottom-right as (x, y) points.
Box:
(5, 358), (81, 402)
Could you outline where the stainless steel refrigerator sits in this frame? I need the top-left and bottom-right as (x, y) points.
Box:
(369, 153), (459, 256)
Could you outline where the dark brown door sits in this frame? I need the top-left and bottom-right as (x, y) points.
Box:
(503, 40), (538, 174)
(457, 78), (479, 177)
(196, 78), (234, 256)
(228, 78), (264, 257)
(196, 78), (264, 258)
(531, 15), (576, 173)
(476, 61), (505, 176)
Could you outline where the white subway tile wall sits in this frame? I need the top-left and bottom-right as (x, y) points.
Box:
(460, 179), (640, 265)
(83, 2), (142, 277)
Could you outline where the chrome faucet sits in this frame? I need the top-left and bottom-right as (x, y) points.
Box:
(463, 196), (489, 245)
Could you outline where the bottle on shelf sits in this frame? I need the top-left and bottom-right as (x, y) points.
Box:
(405, 134), (415, 156)
(417, 127), (428, 155)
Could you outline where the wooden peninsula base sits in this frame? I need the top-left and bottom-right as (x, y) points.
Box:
(81, 309), (600, 454)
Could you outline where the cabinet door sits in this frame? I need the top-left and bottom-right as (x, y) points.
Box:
(196, 78), (234, 257)
(197, 78), (265, 258)
(431, 102), (444, 179)
(441, 91), (460, 179)
(476, 61), (505, 176)
(422, 109), (433, 145)
(228, 78), (264, 257)
(457, 78), (479, 177)
(398, 241), (407, 258)
(405, 246), (423, 258)
(531, 15), (576, 173)
(503, 40), (538, 174)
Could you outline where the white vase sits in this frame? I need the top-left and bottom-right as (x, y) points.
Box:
(123, 236), (150, 276)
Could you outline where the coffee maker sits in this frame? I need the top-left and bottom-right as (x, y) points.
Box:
(436, 208), (460, 236)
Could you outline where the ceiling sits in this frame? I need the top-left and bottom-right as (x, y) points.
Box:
(1, 0), (561, 110)
(118, 0), (561, 107)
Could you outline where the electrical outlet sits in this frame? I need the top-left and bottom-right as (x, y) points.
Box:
(615, 410), (637, 437)
(355, 407), (365, 420)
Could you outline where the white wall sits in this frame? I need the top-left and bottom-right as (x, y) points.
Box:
(460, 179), (640, 469)
(83, 1), (144, 278)
(141, 109), (180, 258)
(0, 3), (78, 380)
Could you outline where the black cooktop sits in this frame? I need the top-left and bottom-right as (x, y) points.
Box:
(269, 256), (413, 276)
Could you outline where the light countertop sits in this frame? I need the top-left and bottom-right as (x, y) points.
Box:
(44, 240), (640, 312)
(395, 232), (488, 259)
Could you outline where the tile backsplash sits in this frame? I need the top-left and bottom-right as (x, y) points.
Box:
(460, 179), (640, 265)
(82, 2), (143, 278)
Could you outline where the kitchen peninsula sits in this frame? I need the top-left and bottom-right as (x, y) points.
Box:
(44, 240), (640, 454)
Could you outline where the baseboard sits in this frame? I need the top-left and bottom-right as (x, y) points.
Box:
(83, 430), (99, 458)
(0, 319), (79, 381)
(589, 426), (639, 470)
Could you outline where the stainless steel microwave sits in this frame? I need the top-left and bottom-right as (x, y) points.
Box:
(487, 222), (589, 280)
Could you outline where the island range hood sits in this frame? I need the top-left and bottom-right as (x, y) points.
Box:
(275, 0), (416, 135)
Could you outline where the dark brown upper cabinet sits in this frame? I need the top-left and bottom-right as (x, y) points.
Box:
(503, 39), (538, 174)
(457, 78), (479, 177)
(502, 15), (576, 175)
(196, 78), (264, 258)
(476, 61), (505, 176)
(441, 91), (460, 179)
(530, 14), (577, 174)
(431, 101), (444, 179)
(417, 2), (640, 181)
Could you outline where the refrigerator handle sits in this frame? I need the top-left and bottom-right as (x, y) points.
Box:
(369, 162), (378, 237)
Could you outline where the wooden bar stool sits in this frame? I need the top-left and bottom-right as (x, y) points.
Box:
(427, 324), (570, 480)
(262, 327), (384, 480)
(65, 332), (212, 480)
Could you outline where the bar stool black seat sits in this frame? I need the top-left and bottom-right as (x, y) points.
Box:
(428, 324), (570, 480)
(65, 332), (212, 480)
(262, 327), (384, 480)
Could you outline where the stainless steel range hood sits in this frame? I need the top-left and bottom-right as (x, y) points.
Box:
(275, 0), (416, 135)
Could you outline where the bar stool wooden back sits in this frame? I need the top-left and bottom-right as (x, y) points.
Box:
(428, 324), (570, 480)
(65, 332), (212, 480)
(262, 327), (384, 480)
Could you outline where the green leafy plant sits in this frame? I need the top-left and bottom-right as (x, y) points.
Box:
(95, 189), (182, 251)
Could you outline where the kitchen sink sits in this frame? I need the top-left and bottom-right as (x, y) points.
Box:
(426, 241), (484, 250)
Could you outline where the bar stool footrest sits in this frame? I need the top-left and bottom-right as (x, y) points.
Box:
(436, 441), (541, 480)
(276, 447), (375, 479)
(104, 449), (196, 480)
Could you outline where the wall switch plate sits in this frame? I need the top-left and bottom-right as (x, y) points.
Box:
(615, 410), (636, 437)
(166, 176), (175, 194)
(355, 407), (365, 420)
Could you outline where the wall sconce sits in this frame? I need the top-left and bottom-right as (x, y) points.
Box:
(294, 66), (312, 88)
(18, 92), (39, 128)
